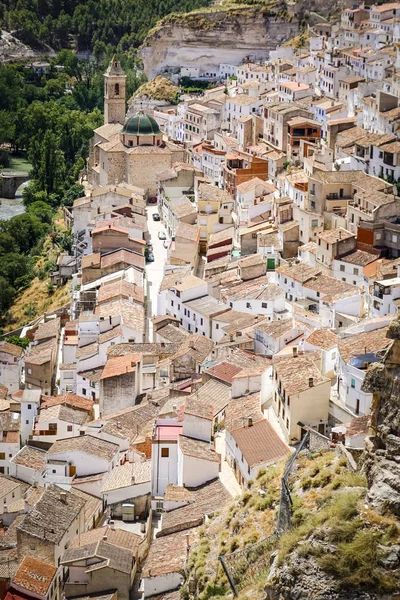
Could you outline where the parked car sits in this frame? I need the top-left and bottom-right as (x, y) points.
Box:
(152, 213), (160, 221)
(158, 231), (166, 240)
(146, 252), (155, 262)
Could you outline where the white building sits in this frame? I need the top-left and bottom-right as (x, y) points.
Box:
(0, 341), (23, 394)
(370, 277), (400, 316)
(338, 324), (390, 415)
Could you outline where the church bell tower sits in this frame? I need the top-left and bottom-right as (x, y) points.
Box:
(104, 56), (126, 125)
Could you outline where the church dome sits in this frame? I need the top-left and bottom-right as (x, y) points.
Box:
(121, 112), (161, 136)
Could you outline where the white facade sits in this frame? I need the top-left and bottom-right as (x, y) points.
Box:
(370, 278), (400, 317)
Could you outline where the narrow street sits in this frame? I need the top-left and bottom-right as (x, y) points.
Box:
(145, 204), (168, 341)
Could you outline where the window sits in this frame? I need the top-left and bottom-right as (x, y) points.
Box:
(262, 302), (267, 309)
(82, 388), (86, 396)
(161, 448), (169, 458)
(356, 399), (360, 415)
(353, 268), (359, 275)
(216, 324), (219, 330)
(28, 368), (32, 375)
(252, 233), (257, 239)
(0, 453), (5, 460)
(25, 420), (29, 425)
(67, 425), (73, 432)
(27, 404), (31, 410)
(351, 378), (356, 389)
(340, 265), (345, 272)
(49, 423), (57, 431)
(200, 318), (203, 326)
(246, 302), (251, 308)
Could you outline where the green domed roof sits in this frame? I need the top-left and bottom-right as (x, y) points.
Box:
(121, 112), (161, 136)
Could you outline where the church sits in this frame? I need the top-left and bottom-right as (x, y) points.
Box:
(89, 57), (185, 194)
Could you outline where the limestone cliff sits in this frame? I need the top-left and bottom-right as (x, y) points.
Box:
(139, 0), (354, 79)
(362, 318), (400, 517)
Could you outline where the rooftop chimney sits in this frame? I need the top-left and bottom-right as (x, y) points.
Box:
(117, 420), (122, 429)
(248, 417), (253, 427)
(102, 533), (108, 541)
(110, 520), (115, 530)
(292, 346), (298, 358)
(338, 230), (342, 240)
(309, 377), (314, 388)
(60, 491), (67, 504)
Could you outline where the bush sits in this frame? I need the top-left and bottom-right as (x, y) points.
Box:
(312, 470), (331, 488)
(301, 477), (312, 490)
(241, 491), (252, 506)
(244, 529), (260, 546)
(229, 537), (240, 552)
(332, 471), (367, 490)
(256, 467), (267, 479)
(292, 508), (307, 526)
(309, 464), (320, 477)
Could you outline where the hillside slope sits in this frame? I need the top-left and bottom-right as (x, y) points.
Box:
(181, 448), (400, 600)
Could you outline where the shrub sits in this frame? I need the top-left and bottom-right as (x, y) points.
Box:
(256, 467), (267, 479)
(292, 508), (307, 526)
(229, 537), (240, 552)
(302, 477), (312, 490)
(332, 471), (367, 489)
(244, 529), (260, 546)
(309, 464), (320, 477)
(241, 491), (252, 506)
(312, 470), (331, 488)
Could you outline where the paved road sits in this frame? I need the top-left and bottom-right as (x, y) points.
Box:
(145, 204), (168, 340)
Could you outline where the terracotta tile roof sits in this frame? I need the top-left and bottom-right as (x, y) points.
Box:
(187, 379), (230, 417)
(157, 324), (189, 344)
(96, 299), (145, 334)
(87, 402), (162, 444)
(274, 354), (328, 396)
(164, 484), (194, 503)
(13, 557), (56, 595)
(338, 326), (390, 363)
(160, 480), (230, 536)
(33, 318), (60, 342)
(24, 338), (57, 365)
(0, 475), (21, 498)
(183, 396), (213, 421)
(159, 267), (191, 292)
(179, 435), (220, 462)
(100, 353), (141, 380)
(11, 446), (47, 470)
(70, 525), (141, 554)
(0, 342), (23, 358)
(256, 317), (297, 340)
(175, 222), (199, 242)
(48, 435), (119, 461)
(339, 249), (379, 267)
(205, 362), (243, 384)
(101, 461), (151, 492)
(231, 419), (289, 467)
(41, 393), (93, 413)
(0, 384), (8, 401)
(208, 227), (235, 248)
(318, 228), (354, 244)
(346, 414), (371, 437)
(225, 392), (262, 432)
(63, 539), (135, 574)
(18, 485), (86, 544)
(100, 249), (145, 271)
(276, 263), (321, 283)
(305, 328), (338, 351)
(37, 404), (88, 426)
(97, 280), (144, 305)
(143, 529), (199, 578)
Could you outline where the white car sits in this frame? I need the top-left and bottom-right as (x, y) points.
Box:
(158, 231), (166, 240)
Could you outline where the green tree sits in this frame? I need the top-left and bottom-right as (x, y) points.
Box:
(0, 232), (19, 255)
(30, 130), (66, 196)
(27, 200), (54, 224)
(7, 336), (30, 349)
(5, 213), (49, 253)
(0, 276), (15, 314)
(0, 253), (30, 286)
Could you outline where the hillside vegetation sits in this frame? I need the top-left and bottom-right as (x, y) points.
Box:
(0, 0), (214, 51)
(182, 449), (400, 600)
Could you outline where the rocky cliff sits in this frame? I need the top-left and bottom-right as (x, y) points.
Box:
(139, 0), (354, 79)
(362, 318), (400, 517)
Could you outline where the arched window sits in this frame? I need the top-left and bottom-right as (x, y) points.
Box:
(115, 83), (120, 96)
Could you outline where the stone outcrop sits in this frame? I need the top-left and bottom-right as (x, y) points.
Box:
(362, 318), (400, 517)
(139, 0), (355, 79)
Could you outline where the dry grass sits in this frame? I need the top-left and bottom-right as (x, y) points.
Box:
(132, 75), (179, 103)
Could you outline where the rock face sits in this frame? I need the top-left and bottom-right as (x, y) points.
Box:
(139, 1), (354, 79)
(362, 319), (400, 517)
(0, 30), (34, 61)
